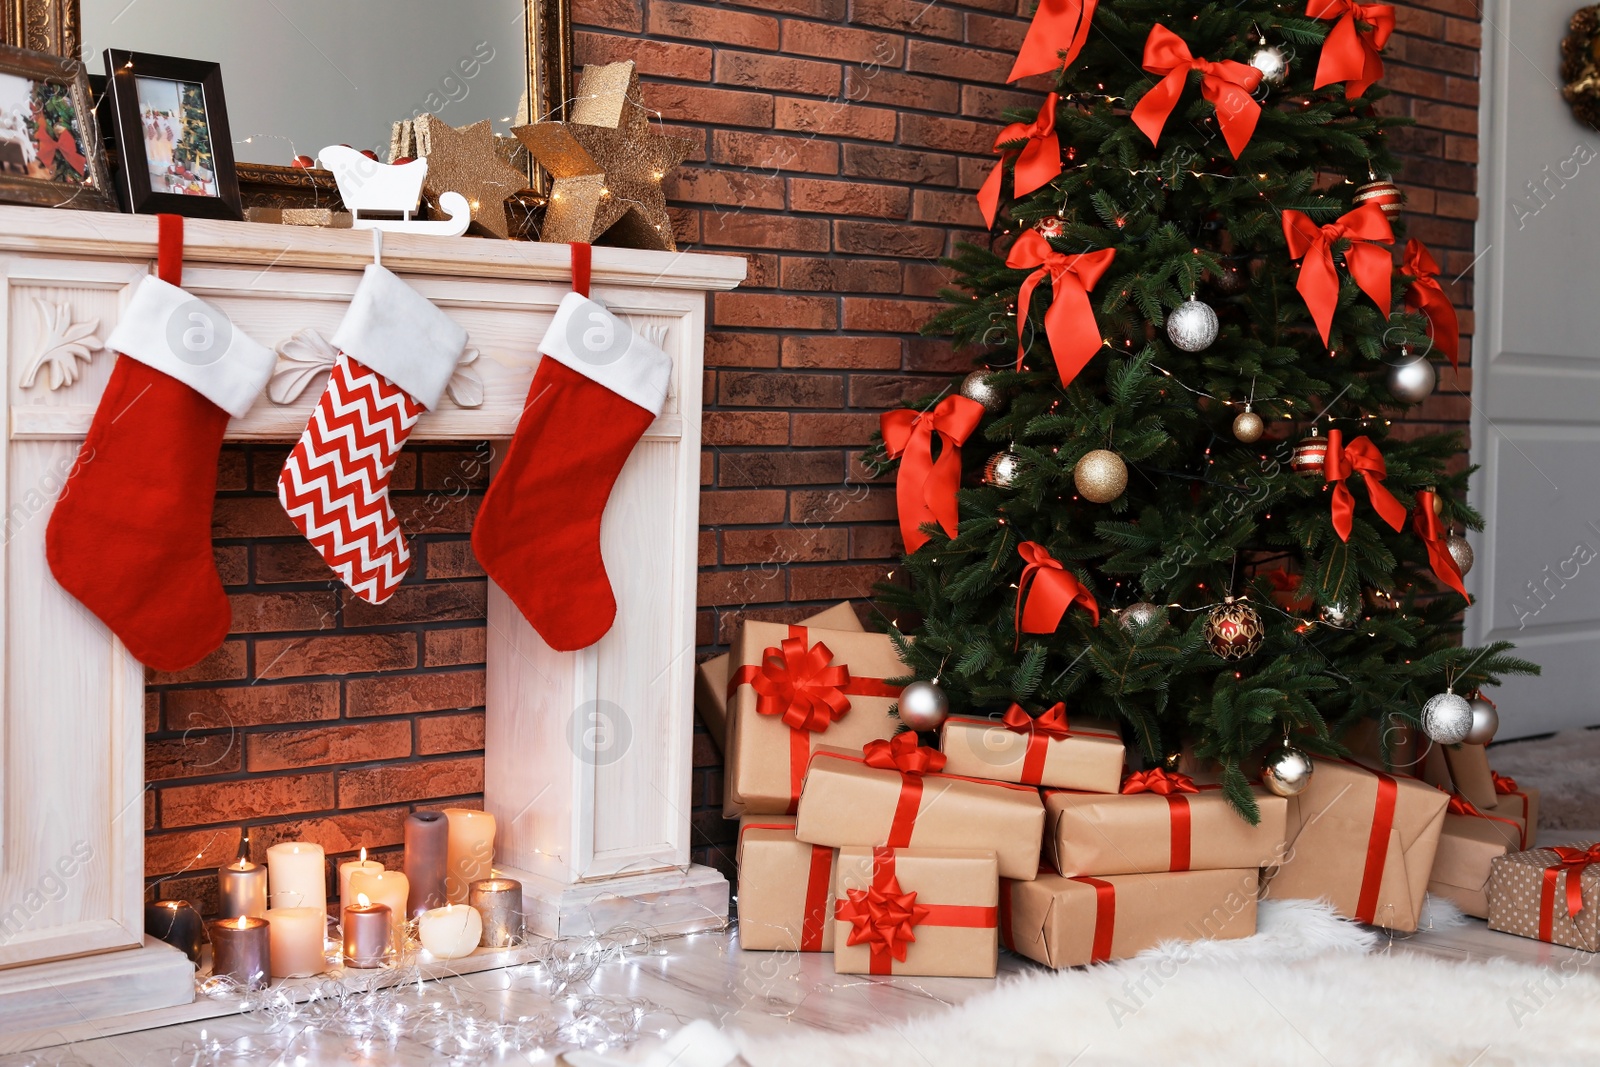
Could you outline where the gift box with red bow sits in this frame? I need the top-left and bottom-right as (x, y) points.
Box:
(832, 847), (999, 978)
(937, 704), (1124, 792)
(735, 814), (836, 952)
(723, 621), (905, 817)
(1492, 773), (1540, 847)
(1427, 793), (1531, 919)
(1488, 842), (1600, 951)
(1001, 867), (1258, 969)
(795, 736), (1047, 880)
(1044, 769), (1288, 877)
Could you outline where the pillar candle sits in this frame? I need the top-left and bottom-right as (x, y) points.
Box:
(348, 868), (410, 951)
(266, 842), (326, 912)
(443, 809), (495, 904)
(417, 903), (482, 960)
(404, 811), (449, 917)
(145, 900), (204, 963)
(341, 894), (391, 969)
(207, 915), (270, 988)
(218, 832), (267, 920)
(337, 847), (382, 913)
(265, 906), (326, 978)
(469, 877), (523, 948)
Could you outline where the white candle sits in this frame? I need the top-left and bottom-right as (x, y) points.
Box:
(266, 842), (326, 912)
(417, 903), (483, 960)
(348, 868), (410, 950)
(337, 847), (382, 913)
(443, 809), (495, 904)
(265, 906), (326, 977)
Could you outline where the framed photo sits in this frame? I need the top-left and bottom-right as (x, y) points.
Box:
(103, 48), (240, 219)
(0, 43), (115, 211)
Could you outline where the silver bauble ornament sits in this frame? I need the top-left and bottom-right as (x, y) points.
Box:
(1319, 601), (1353, 627)
(897, 679), (949, 731)
(1118, 602), (1165, 632)
(1262, 742), (1315, 797)
(983, 449), (1024, 489)
(1232, 406), (1264, 443)
(1446, 533), (1474, 576)
(1166, 297), (1219, 352)
(1464, 695), (1499, 746)
(1422, 689), (1474, 744)
(1388, 354), (1437, 403)
(1249, 45), (1290, 87)
(1205, 597), (1265, 660)
(960, 369), (1006, 414)
(1074, 449), (1128, 503)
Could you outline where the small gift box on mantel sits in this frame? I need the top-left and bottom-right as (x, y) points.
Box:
(833, 847), (999, 979)
(735, 814), (836, 952)
(1487, 842), (1600, 951)
(937, 703), (1124, 792)
(1428, 794), (1529, 919)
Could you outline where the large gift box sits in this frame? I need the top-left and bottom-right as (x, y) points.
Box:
(1427, 796), (1529, 919)
(695, 602), (862, 754)
(1045, 769), (1289, 877)
(832, 847), (999, 978)
(723, 620), (903, 817)
(938, 703), (1124, 791)
(1262, 758), (1448, 932)
(795, 736), (1047, 880)
(736, 814), (836, 952)
(1001, 868), (1258, 969)
(1487, 842), (1600, 951)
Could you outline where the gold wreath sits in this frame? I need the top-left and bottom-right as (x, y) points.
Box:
(1562, 6), (1600, 128)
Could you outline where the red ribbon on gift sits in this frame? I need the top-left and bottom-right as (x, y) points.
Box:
(1343, 758), (1399, 925)
(1493, 771), (1519, 795)
(1538, 844), (1600, 942)
(881, 396), (986, 554)
(738, 822), (834, 951)
(978, 93), (1062, 229)
(1443, 790), (1526, 850)
(836, 847), (998, 974)
(1324, 429), (1408, 542)
(1121, 768), (1200, 796)
(1413, 489), (1469, 600)
(1121, 769), (1202, 871)
(1009, 0), (1099, 82)
(1006, 230), (1116, 388)
(1131, 26), (1263, 159)
(1403, 240), (1460, 370)
(1282, 204), (1394, 345)
(1309, 0), (1396, 99)
(1004, 702), (1069, 786)
(1016, 541), (1100, 648)
(1072, 875), (1117, 963)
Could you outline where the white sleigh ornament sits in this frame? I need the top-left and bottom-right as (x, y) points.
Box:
(319, 144), (472, 237)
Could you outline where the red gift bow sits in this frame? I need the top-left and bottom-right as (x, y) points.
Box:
(1323, 429), (1408, 542)
(1120, 768), (1200, 795)
(1282, 204), (1395, 345)
(863, 732), (948, 776)
(1539, 844), (1600, 941)
(1006, 230), (1116, 388)
(33, 115), (86, 176)
(881, 396), (985, 554)
(837, 848), (998, 974)
(1119, 768), (1204, 871)
(1493, 771), (1520, 794)
(1003, 702), (1070, 785)
(1130, 25), (1263, 159)
(1403, 239), (1461, 370)
(1309, 0), (1396, 99)
(1413, 489), (1469, 599)
(739, 823), (833, 951)
(1015, 541), (1101, 647)
(1443, 790), (1526, 849)
(1009, 0), (1099, 82)
(978, 93), (1062, 229)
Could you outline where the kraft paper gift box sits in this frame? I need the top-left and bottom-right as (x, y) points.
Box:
(1001, 868), (1258, 969)
(735, 814), (836, 952)
(1261, 758), (1448, 932)
(1487, 842), (1600, 951)
(722, 619), (903, 818)
(937, 704), (1124, 792)
(1427, 799), (1529, 919)
(1492, 774), (1540, 848)
(695, 602), (862, 755)
(832, 847), (999, 978)
(1441, 743), (1498, 812)
(795, 737), (1047, 881)
(1044, 770), (1289, 877)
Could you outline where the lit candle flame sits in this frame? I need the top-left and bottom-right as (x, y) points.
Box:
(356, 892), (371, 908)
(359, 846), (367, 863)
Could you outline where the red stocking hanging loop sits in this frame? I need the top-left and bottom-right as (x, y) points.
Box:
(571, 241), (591, 298)
(157, 213), (184, 286)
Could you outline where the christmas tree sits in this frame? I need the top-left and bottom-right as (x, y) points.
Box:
(875, 0), (1536, 819)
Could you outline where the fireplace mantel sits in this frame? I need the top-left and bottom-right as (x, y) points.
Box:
(0, 205), (743, 1044)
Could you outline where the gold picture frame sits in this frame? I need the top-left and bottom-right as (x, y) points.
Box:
(0, 41), (115, 210)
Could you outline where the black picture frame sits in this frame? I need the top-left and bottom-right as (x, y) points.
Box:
(103, 48), (240, 220)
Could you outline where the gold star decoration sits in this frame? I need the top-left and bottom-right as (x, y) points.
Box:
(512, 61), (693, 251)
(413, 115), (531, 240)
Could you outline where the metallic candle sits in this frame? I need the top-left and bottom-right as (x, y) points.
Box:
(145, 900), (204, 963)
(207, 915), (270, 988)
(341, 893), (391, 969)
(218, 833), (267, 920)
(403, 810), (448, 918)
(468, 877), (523, 948)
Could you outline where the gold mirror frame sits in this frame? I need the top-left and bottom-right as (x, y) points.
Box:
(3, 0), (572, 208)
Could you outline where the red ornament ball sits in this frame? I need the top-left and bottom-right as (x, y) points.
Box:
(1205, 599), (1265, 660)
(1290, 432), (1328, 478)
(1034, 216), (1065, 240)
(291, 154), (316, 169)
(1353, 177), (1404, 219)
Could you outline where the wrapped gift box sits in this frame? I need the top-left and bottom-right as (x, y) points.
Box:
(1427, 800), (1528, 919)
(735, 814), (836, 952)
(1001, 868), (1258, 969)
(723, 620), (903, 817)
(1492, 774), (1540, 846)
(1441, 743), (1498, 812)
(1488, 842), (1600, 951)
(832, 847), (998, 978)
(795, 738), (1047, 880)
(1045, 771), (1288, 877)
(938, 705), (1124, 791)
(1262, 758), (1448, 932)
(695, 602), (862, 754)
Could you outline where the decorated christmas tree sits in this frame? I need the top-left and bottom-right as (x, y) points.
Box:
(875, 0), (1536, 819)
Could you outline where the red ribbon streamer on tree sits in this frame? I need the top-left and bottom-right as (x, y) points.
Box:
(1324, 429), (1408, 541)
(1282, 204), (1395, 345)
(881, 395), (986, 554)
(1015, 541), (1101, 646)
(1308, 0), (1396, 99)
(978, 93), (1063, 229)
(1413, 489), (1469, 600)
(1130, 26), (1264, 159)
(835, 848), (998, 974)
(1538, 845), (1600, 942)
(1009, 0), (1099, 82)
(1403, 239), (1460, 370)
(1006, 231), (1116, 388)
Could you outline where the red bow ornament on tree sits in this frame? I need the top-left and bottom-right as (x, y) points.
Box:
(1403, 239), (1460, 370)
(978, 93), (1062, 229)
(1323, 429), (1408, 541)
(750, 635), (853, 733)
(1006, 230), (1116, 388)
(881, 396), (985, 554)
(863, 732), (948, 776)
(1120, 767), (1200, 795)
(1131, 26), (1264, 159)
(1009, 0), (1099, 82)
(1015, 541), (1100, 646)
(1308, 0), (1396, 99)
(1413, 489), (1469, 599)
(835, 872), (931, 963)
(1282, 204), (1394, 345)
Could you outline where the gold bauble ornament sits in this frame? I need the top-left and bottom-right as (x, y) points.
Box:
(1205, 597), (1264, 660)
(1232, 405), (1264, 443)
(1074, 449), (1127, 503)
(1426, 486), (1444, 516)
(1446, 533), (1475, 576)
(1262, 741), (1314, 797)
